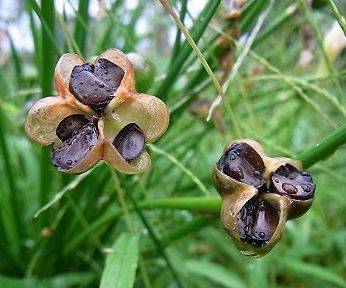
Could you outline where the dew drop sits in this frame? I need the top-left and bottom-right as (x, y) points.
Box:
(274, 178), (280, 183)
(258, 202), (265, 211)
(258, 232), (266, 239)
(301, 184), (311, 192)
(230, 153), (236, 160)
(254, 170), (261, 179)
(282, 183), (298, 194)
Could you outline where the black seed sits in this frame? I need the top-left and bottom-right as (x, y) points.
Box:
(269, 164), (316, 200)
(217, 142), (266, 189)
(56, 114), (90, 142)
(69, 59), (125, 113)
(113, 123), (145, 161)
(237, 198), (279, 248)
(52, 123), (98, 171)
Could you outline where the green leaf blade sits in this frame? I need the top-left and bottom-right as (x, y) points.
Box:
(100, 232), (140, 288)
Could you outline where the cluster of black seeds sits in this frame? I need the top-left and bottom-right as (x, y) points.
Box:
(69, 58), (125, 113)
(52, 114), (146, 171)
(217, 142), (316, 248)
(51, 58), (147, 171)
(52, 114), (98, 170)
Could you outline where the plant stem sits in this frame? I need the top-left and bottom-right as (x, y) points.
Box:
(155, 0), (221, 99)
(298, 122), (346, 168)
(327, 0), (346, 36)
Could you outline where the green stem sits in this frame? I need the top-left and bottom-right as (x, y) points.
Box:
(327, 0), (346, 36)
(64, 196), (221, 254)
(298, 122), (346, 168)
(155, 0), (221, 99)
(144, 216), (218, 256)
(39, 0), (56, 221)
(74, 0), (90, 56)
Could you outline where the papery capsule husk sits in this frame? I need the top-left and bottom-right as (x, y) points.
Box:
(213, 139), (267, 197)
(221, 191), (288, 257)
(212, 164), (252, 198)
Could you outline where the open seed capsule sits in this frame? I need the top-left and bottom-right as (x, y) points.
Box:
(213, 139), (316, 256)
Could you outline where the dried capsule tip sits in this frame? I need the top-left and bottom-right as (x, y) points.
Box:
(217, 142), (266, 191)
(270, 164), (316, 200)
(113, 123), (145, 161)
(237, 198), (279, 248)
(69, 58), (125, 112)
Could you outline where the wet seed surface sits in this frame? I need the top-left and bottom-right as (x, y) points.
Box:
(270, 164), (316, 200)
(52, 123), (98, 170)
(56, 114), (89, 141)
(217, 142), (266, 190)
(237, 198), (279, 248)
(113, 123), (145, 161)
(69, 58), (125, 112)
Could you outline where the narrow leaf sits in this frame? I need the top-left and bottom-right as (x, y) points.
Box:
(186, 260), (246, 288)
(100, 232), (140, 288)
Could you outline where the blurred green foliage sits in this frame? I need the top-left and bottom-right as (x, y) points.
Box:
(0, 0), (345, 287)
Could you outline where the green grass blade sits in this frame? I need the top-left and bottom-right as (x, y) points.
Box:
(155, 0), (221, 99)
(73, 0), (90, 56)
(298, 122), (346, 168)
(34, 169), (93, 218)
(100, 232), (140, 288)
(280, 259), (346, 288)
(170, 0), (188, 63)
(185, 260), (246, 288)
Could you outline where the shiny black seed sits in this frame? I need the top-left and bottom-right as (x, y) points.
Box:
(52, 123), (98, 171)
(269, 164), (316, 200)
(56, 114), (90, 142)
(217, 142), (266, 189)
(113, 123), (145, 161)
(69, 58), (124, 113)
(237, 198), (279, 248)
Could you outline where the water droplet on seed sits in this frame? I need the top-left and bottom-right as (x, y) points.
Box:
(282, 183), (298, 194)
(259, 232), (266, 239)
(301, 184), (311, 192)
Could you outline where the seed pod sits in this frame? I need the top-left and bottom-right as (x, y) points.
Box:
(213, 139), (316, 256)
(69, 59), (125, 112)
(113, 123), (145, 161)
(56, 114), (90, 141)
(269, 164), (315, 219)
(220, 191), (287, 257)
(25, 48), (169, 175)
(213, 140), (267, 197)
(52, 123), (100, 172)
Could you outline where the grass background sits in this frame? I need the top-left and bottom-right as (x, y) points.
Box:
(0, 0), (345, 287)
